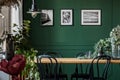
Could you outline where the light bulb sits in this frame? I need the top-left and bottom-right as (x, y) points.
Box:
(27, 11), (40, 18)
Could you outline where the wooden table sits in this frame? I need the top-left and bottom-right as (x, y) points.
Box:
(35, 58), (120, 64)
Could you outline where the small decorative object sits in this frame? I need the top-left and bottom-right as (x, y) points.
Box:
(61, 9), (73, 25)
(110, 25), (120, 58)
(41, 9), (53, 26)
(81, 10), (101, 25)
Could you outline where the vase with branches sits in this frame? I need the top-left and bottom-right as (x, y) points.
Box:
(110, 25), (120, 58)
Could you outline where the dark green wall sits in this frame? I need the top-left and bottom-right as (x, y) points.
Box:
(24, 0), (113, 55)
(113, 0), (120, 26)
(23, 0), (120, 80)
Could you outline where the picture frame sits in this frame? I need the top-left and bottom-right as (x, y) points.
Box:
(81, 10), (101, 25)
(61, 9), (73, 25)
(40, 9), (53, 26)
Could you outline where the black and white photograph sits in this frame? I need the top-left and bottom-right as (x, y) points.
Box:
(41, 9), (53, 26)
(81, 10), (101, 25)
(61, 9), (73, 25)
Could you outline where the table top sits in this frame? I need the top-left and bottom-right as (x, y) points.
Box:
(35, 58), (120, 64)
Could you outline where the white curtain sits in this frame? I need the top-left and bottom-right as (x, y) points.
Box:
(11, 0), (23, 36)
(0, 1), (23, 80)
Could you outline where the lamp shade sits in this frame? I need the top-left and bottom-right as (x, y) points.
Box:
(27, 0), (40, 18)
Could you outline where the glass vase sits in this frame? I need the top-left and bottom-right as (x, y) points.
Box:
(117, 45), (120, 58)
(111, 44), (118, 58)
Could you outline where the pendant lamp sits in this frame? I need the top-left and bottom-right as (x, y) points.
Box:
(27, 0), (40, 18)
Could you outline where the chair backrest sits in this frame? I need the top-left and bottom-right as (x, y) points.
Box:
(37, 54), (58, 80)
(45, 52), (65, 74)
(75, 52), (90, 74)
(89, 55), (111, 80)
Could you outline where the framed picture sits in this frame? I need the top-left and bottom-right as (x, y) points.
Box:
(61, 9), (73, 25)
(41, 9), (53, 26)
(81, 10), (101, 25)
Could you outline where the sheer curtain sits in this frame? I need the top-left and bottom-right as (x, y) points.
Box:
(9, 1), (23, 80)
(0, 1), (23, 80)
(11, 0), (23, 36)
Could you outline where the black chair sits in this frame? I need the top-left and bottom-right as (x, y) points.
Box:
(71, 52), (90, 80)
(45, 52), (68, 80)
(88, 55), (112, 80)
(71, 53), (111, 80)
(37, 54), (58, 80)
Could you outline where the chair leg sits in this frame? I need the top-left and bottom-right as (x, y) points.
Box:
(66, 77), (68, 80)
(76, 78), (78, 80)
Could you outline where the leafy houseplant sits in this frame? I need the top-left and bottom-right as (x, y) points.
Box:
(93, 25), (120, 58)
(13, 20), (40, 80)
(93, 38), (111, 57)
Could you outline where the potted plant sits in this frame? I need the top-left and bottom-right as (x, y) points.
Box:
(93, 38), (111, 57)
(13, 20), (40, 80)
(93, 25), (120, 58)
